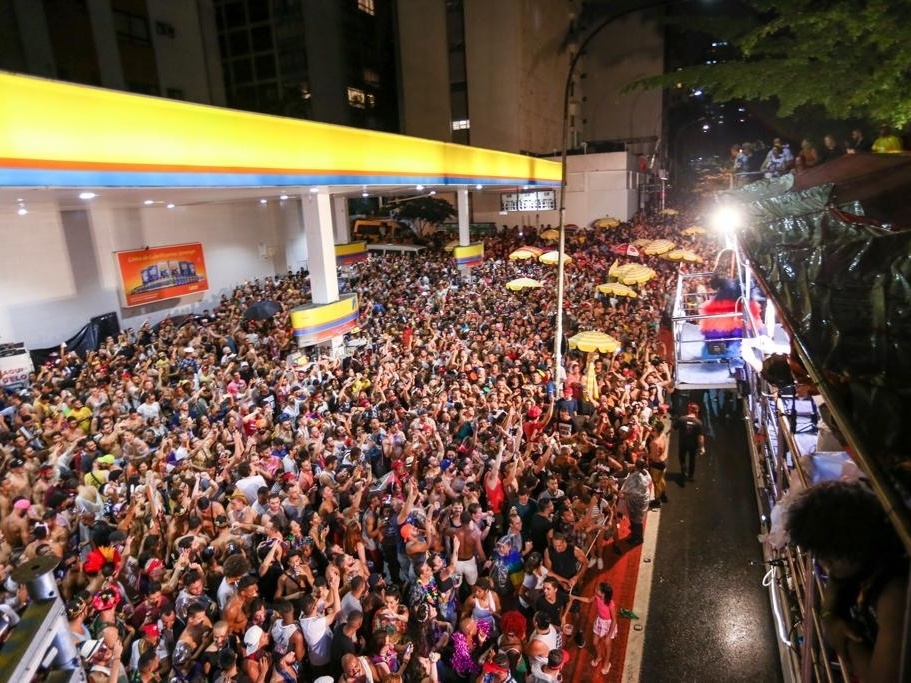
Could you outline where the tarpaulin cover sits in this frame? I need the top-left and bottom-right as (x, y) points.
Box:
(729, 180), (911, 512)
(30, 322), (100, 369)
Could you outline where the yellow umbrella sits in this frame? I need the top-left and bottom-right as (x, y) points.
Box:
(593, 217), (622, 229)
(660, 208), (679, 216)
(643, 239), (676, 255)
(619, 265), (657, 285)
(505, 277), (544, 291)
(682, 226), (707, 236)
(539, 250), (572, 265)
(609, 262), (639, 278)
(633, 238), (652, 247)
(540, 229), (560, 240)
(509, 248), (541, 260)
(568, 330), (621, 354)
(444, 239), (460, 251)
(596, 282), (638, 298)
(665, 249), (703, 263)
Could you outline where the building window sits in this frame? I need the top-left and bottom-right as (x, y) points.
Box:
(366, 93), (376, 108)
(347, 86), (366, 108)
(114, 10), (151, 47)
(451, 119), (470, 131)
(363, 68), (380, 86)
(357, 0), (375, 15)
(155, 21), (176, 38)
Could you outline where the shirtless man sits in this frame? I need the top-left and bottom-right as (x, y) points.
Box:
(178, 602), (213, 656)
(223, 574), (259, 635)
(1, 498), (32, 549)
(0, 475), (14, 518)
(647, 421), (669, 508)
(446, 509), (486, 587)
(7, 459), (33, 499)
(97, 421), (122, 459)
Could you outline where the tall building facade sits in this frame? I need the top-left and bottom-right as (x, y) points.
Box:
(0, 0), (224, 105)
(396, 0), (665, 160)
(212, 0), (400, 131)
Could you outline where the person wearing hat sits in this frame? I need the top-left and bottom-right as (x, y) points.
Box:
(481, 651), (517, 683)
(84, 454), (115, 490)
(90, 586), (127, 655)
(1, 496), (31, 549)
(129, 622), (160, 674)
(5, 458), (32, 500)
(177, 347), (199, 375)
(238, 622), (268, 681)
(81, 637), (125, 683)
(66, 595), (92, 646)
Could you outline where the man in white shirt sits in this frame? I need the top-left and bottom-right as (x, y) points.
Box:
(299, 570), (341, 677)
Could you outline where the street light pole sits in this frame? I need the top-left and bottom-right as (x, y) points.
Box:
(553, 0), (684, 381)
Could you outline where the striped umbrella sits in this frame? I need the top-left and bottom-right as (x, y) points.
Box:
(505, 277), (544, 291)
(540, 228), (560, 240)
(618, 265), (657, 285)
(609, 261), (638, 279)
(568, 330), (621, 353)
(539, 250), (572, 265)
(665, 248), (703, 263)
(509, 247), (542, 260)
(682, 226), (707, 236)
(633, 238), (653, 247)
(596, 282), (638, 298)
(593, 217), (622, 229)
(643, 239), (676, 255)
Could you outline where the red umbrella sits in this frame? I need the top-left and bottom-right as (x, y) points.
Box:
(610, 243), (641, 257)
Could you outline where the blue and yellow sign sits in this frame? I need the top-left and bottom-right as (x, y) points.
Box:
(290, 294), (359, 346)
(335, 241), (369, 266)
(453, 243), (484, 268)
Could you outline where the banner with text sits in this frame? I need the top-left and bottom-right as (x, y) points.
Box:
(116, 243), (208, 307)
(0, 347), (34, 388)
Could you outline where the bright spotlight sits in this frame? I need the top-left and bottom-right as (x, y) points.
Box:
(17, 207), (28, 216)
(79, 192), (96, 200)
(710, 205), (743, 234)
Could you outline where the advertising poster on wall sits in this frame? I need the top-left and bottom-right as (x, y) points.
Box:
(115, 243), (208, 307)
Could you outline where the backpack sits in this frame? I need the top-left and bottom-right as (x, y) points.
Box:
(490, 558), (512, 596)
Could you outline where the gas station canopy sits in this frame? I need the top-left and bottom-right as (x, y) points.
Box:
(0, 72), (561, 195)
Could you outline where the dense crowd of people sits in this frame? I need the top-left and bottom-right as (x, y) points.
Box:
(0, 209), (718, 683)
